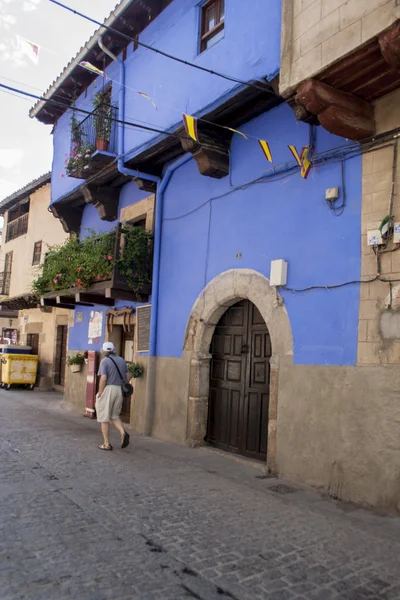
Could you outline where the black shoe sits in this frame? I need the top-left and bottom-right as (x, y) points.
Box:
(121, 432), (130, 449)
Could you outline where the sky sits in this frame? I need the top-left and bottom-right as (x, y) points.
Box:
(0, 0), (119, 200)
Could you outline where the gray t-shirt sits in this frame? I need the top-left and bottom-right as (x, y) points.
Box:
(98, 355), (128, 386)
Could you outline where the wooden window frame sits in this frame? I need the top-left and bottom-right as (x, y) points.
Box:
(32, 241), (42, 266)
(3, 251), (13, 296)
(200, 0), (225, 53)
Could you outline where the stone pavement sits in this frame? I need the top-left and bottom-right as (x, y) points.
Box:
(1, 391), (400, 600)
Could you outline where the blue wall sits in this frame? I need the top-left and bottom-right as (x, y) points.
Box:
(68, 181), (149, 352)
(156, 104), (362, 366)
(51, 0), (281, 204)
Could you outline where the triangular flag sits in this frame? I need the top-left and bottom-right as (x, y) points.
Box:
(79, 61), (106, 78)
(288, 145), (302, 166)
(259, 140), (273, 163)
(182, 114), (199, 142)
(17, 35), (40, 65)
(300, 146), (312, 179)
(225, 127), (248, 140)
(138, 92), (158, 110)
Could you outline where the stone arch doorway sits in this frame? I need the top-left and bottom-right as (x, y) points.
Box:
(183, 269), (293, 473)
(207, 299), (271, 461)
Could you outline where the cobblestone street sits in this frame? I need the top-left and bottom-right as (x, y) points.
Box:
(1, 391), (400, 600)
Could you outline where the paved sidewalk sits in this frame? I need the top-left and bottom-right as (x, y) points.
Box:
(1, 389), (400, 600)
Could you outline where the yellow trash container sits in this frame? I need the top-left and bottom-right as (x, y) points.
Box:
(1, 354), (39, 389)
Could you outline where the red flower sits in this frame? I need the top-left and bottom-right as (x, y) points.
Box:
(77, 278), (82, 283)
(77, 266), (82, 273)
(107, 255), (113, 261)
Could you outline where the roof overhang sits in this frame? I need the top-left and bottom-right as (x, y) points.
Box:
(30, 0), (173, 125)
(0, 173), (51, 215)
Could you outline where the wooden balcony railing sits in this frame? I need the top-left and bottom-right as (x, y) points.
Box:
(6, 213), (28, 242)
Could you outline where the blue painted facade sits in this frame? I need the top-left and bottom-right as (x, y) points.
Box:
(52, 0), (362, 367)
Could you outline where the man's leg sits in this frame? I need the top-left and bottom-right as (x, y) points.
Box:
(101, 422), (111, 447)
(111, 418), (125, 438)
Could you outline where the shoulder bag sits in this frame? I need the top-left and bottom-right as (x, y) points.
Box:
(108, 356), (133, 397)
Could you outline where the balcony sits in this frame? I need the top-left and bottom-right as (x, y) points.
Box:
(6, 213), (28, 242)
(67, 103), (118, 180)
(37, 225), (152, 310)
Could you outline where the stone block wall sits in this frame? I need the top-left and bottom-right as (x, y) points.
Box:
(358, 88), (400, 365)
(280, 0), (398, 94)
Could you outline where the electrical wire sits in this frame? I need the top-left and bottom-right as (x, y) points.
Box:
(47, 0), (272, 95)
(283, 276), (379, 293)
(0, 82), (186, 140)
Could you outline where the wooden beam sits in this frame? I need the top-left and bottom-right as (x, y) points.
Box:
(75, 293), (114, 307)
(56, 295), (75, 305)
(40, 298), (75, 310)
(105, 288), (137, 301)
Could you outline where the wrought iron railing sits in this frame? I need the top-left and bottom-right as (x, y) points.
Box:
(6, 213), (28, 242)
(0, 271), (11, 296)
(71, 104), (118, 155)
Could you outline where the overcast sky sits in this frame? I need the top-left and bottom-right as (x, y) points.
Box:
(0, 0), (119, 199)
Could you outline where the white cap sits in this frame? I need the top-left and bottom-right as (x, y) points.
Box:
(102, 341), (115, 353)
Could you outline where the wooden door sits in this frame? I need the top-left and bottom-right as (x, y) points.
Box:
(54, 325), (68, 386)
(207, 300), (271, 461)
(120, 329), (134, 423)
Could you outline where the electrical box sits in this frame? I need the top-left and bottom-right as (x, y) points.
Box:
(270, 259), (288, 287)
(325, 187), (339, 202)
(367, 229), (383, 247)
(394, 223), (400, 243)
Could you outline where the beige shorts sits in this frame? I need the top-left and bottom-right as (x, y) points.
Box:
(96, 385), (123, 423)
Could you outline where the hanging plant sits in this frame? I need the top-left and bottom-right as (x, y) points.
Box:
(65, 141), (95, 177)
(93, 91), (113, 149)
(127, 362), (144, 379)
(31, 231), (116, 298)
(118, 227), (153, 298)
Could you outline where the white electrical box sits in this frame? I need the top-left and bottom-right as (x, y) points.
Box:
(270, 259), (288, 287)
(367, 229), (383, 247)
(325, 187), (339, 202)
(394, 223), (400, 243)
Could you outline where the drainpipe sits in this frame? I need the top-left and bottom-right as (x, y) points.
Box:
(97, 36), (160, 184)
(144, 153), (192, 436)
(98, 37), (191, 436)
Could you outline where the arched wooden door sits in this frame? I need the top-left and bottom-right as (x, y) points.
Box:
(206, 300), (271, 461)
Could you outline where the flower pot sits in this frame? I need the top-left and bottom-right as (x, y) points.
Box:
(96, 139), (109, 151)
(70, 364), (82, 373)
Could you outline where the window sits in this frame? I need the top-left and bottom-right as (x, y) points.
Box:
(200, 0), (224, 52)
(6, 200), (29, 242)
(3, 252), (13, 296)
(32, 241), (42, 266)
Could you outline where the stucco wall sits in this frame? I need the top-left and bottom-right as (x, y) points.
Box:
(51, 0), (281, 204)
(280, 0), (399, 95)
(0, 183), (69, 298)
(18, 307), (69, 389)
(358, 88), (400, 365)
(157, 103), (362, 366)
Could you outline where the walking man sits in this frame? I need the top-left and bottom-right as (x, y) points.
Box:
(96, 341), (130, 451)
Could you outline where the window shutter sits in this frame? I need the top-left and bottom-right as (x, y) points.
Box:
(136, 305), (151, 352)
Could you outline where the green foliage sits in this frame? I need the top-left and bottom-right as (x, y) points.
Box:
(31, 231), (115, 297)
(71, 112), (83, 146)
(118, 227), (153, 298)
(93, 92), (113, 142)
(65, 141), (95, 176)
(127, 362), (144, 379)
(67, 353), (85, 366)
(31, 227), (153, 299)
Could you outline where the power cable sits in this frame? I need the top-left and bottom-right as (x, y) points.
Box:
(0, 82), (186, 140)
(47, 0), (271, 94)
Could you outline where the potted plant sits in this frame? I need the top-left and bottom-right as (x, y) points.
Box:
(93, 92), (113, 152)
(127, 362), (144, 379)
(67, 353), (85, 373)
(65, 142), (95, 178)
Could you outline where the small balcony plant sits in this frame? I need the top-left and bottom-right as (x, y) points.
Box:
(93, 92), (113, 152)
(67, 353), (85, 373)
(65, 141), (95, 178)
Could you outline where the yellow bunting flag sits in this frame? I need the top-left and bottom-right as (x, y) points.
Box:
(225, 127), (248, 140)
(79, 61), (106, 78)
(300, 146), (312, 179)
(288, 145), (302, 166)
(259, 140), (273, 163)
(182, 114), (199, 142)
(138, 92), (158, 110)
